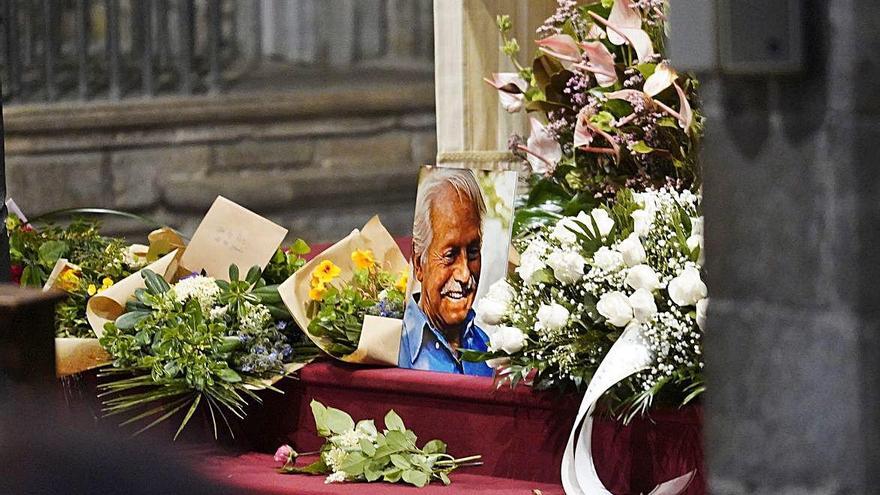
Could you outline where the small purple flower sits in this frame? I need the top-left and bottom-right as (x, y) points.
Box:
(275, 320), (288, 331)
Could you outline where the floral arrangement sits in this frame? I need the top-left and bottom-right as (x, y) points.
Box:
(467, 188), (706, 421)
(6, 214), (148, 338)
(98, 261), (318, 438)
(306, 249), (408, 358)
(486, 0), (702, 231)
(275, 400), (481, 487)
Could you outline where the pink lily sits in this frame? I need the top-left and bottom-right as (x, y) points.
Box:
(576, 41), (618, 87)
(588, 11), (654, 63)
(536, 34), (581, 68)
(519, 117), (563, 175)
(484, 73), (528, 113)
(574, 107), (621, 161)
(643, 61), (676, 97)
(607, 0), (642, 46)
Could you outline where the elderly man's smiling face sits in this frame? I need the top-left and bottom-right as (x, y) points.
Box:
(415, 184), (482, 334)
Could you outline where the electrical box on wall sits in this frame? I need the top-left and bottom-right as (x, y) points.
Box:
(668, 0), (804, 74)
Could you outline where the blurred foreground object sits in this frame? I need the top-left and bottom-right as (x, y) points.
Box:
(0, 285), (64, 386)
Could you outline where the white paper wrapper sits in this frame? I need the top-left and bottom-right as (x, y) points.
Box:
(279, 216), (407, 366)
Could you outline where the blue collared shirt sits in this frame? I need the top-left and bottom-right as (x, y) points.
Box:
(398, 294), (493, 376)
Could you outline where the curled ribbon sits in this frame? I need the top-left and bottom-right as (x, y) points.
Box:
(561, 323), (696, 495)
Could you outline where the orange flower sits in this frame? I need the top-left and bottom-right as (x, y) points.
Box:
(351, 249), (376, 271)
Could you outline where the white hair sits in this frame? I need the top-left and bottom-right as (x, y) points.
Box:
(412, 168), (486, 267)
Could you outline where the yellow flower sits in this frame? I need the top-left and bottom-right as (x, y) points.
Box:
(312, 260), (341, 283)
(87, 284), (98, 296)
(57, 268), (81, 292)
(351, 249), (376, 271)
(309, 282), (327, 301)
(395, 271), (409, 293)
(101, 277), (114, 291)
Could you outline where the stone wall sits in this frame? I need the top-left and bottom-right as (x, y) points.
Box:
(701, 0), (880, 493)
(4, 79), (436, 245)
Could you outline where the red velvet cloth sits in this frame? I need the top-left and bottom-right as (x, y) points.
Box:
(235, 360), (705, 494)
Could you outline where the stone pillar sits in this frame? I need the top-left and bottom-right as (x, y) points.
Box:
(432, 0), (555, 158)
(701, 0), (879, 492)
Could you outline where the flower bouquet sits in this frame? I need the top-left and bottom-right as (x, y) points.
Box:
(5, 199), (182, 375)
(468, 188), (705, 421)
(279, 216), (408, 365)
(275, 400), (481, 487)
(485, 0), (703, 231)
(91, 196), (316, 438)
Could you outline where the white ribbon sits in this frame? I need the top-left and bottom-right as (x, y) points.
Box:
(561, 323), (696, 495)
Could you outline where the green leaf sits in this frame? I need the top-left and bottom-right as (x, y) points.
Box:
(310, 400), (330, 436)
(384, 409), (405, 432)
(636, 62), (657, 78)
(356, 419), (378, 438)
(439, 472), (451, 485)
(384, 430), (410, 451)
(402, 469), (429, 488)
(289, 239), (311, 255)
(228, 264), (239, 282)
(383, 468), (403, 483)
(364, 462), (383, 482)
(422, 439), (447, 455)
(359, 437), (376, 457)
(630, 140), (654, 154)
(115, 311), (151, 330)
(20, 265), (44, 288)
(339, 452), (369, 476)
(38, 240), (68, 267)
(326, 406), (355, 434)
(390, 454), (411, 470)
(245, 265), (262, 286)
(282, 457), (328, 475)
(216, 367), (242, 383)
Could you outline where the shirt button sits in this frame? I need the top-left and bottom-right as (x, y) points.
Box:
(435, 342), (440, 350)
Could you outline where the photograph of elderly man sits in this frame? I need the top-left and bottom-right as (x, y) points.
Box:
(399, 167), (502, 376)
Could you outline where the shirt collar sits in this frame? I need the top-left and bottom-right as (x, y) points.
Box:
(403, 293), (477, 364)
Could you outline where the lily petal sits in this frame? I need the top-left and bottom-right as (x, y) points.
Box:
(525, 117), (563, 174)
(574, 108), (621, 162)
(498, 91), (525, 113)
(643, 61), (676, 97)
(674, 82), (694, 132)
(604, 89), (645, 101)
(574, 109), (595, 149)
(580, 41), (618, 87)
(607, 0), (642, 46)
(589, 11), (655, 63)
(484, 72), (527, 93)
(536, 34), (581, 66)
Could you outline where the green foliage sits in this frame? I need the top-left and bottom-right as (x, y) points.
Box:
(307, 265), (405, 358)
(279, 400), (480, 488)
(98, 264), (316, 439)
(6, 215), (142, 337)
(262, 240), (310, 285)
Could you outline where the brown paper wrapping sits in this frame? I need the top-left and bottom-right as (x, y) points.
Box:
(55, 338), (111, 376)
(79, 196), (293, 384)
(279, 216), (407, 366)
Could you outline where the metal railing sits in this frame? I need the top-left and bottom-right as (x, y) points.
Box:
(0, 0), (434, 104)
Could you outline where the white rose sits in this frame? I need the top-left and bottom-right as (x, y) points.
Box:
(476, 280), (514, 324)
(668, 267), (708, 306)
(536, 302), (570, 332)
(628, 288), (658, 323)
(618, 233), (647, 267)
(585, 208), (615, 238)
(592, 246), (624, 271)
(550, 217), (583, 245)
(546, 249), (586, 284)
(631, 209), (653, 236)
(596, 291), (633, 327)
(633, 191), (658, 214)
(625, 264), (661, 292)
(686, 234), (703, 253)
(696, 298), (709, 331)
(488, 325), (527, 354)
(516, 251), (546, 285)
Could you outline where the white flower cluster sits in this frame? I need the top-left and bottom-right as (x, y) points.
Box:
(478, 188), (708, 395)
(238, 301), (271, 333)
(322, 421), (379, 484)
(172, 275), (221, 314)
